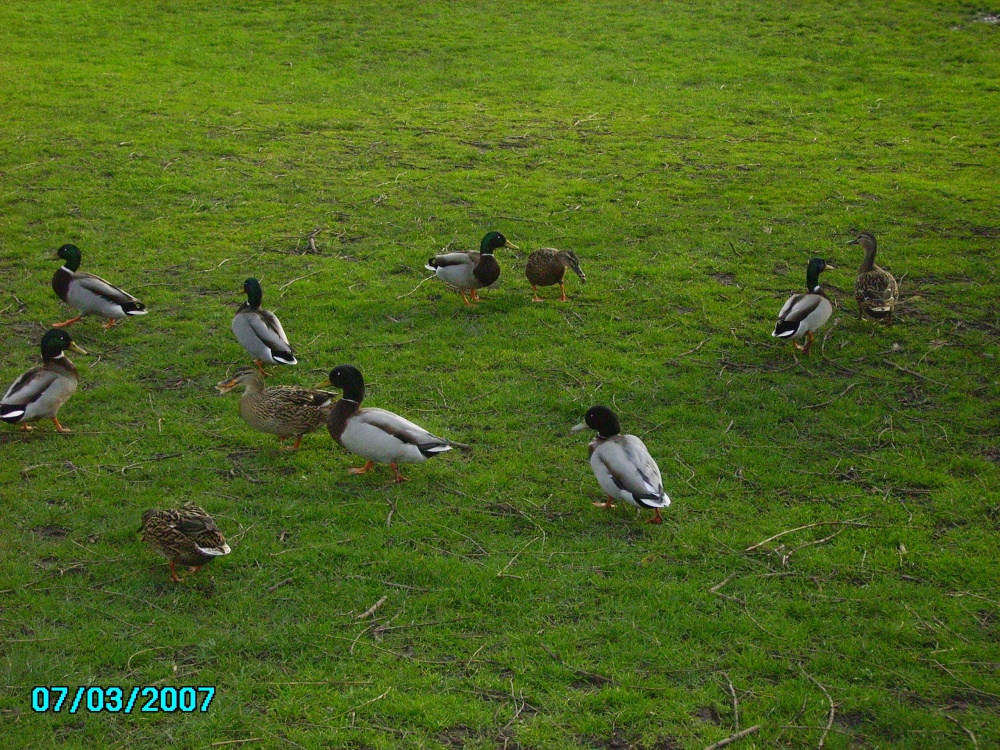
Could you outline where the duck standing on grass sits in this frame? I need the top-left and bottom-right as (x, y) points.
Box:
(572, 405), (671, 525)
(1, 329), (86, 433)
(51, 243), (146, 329)
(849, 232), (898, 322)
(140, 503), (231, 582)
(232, 277), (297, 376)
(320, 364), (471, 483)
(216, 366), (333, 450)
(525, 248), (586, 302)
(425, 231), (517, 306)
(772, 257), (834, 356)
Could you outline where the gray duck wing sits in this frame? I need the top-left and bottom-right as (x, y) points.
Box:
(235, 309), (293, 352)
(782, 294), (825, 323)
(427, 252), (477, 269)
(426, 252), (478, 288)
(360, 407), (453, 455)
(597, 437), (666, 502)
(776, 293), (803, 322)
(70, 272), (142, 307)
(2, 367), (63, 407)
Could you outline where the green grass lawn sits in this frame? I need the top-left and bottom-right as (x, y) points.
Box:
(2, 1), (999, 748)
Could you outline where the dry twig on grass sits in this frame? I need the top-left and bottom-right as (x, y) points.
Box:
(883, 358), (947, 387)
(709, 575), (747, 606)
(539, 642), (613, 686)
(396, 275), (435, 299)
(721, 671), (739, 730)
(805, 382), (858, 410)
(278, 270), (322, 293)
(801, 668), (836, 749)
(356, 595), (388, 620)
(774, 529), (845, 567)
(929, 659), (1000, 700)
(335, 688), (392, 720)
(306, 227), (323, 253)
(702, 724), (761, 750)
(496, 536), (540, 578)
(267, 577), (293, 593)
(745, 519), (869, 552)
(942, 711), (979, 748)
(677, 338), (710, 358)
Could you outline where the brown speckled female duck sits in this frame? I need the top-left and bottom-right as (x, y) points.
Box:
(525, 248), (586, 301)
(216, 366), (333, 450)
(140, 503), (231, 582)
(849, 232), (898, 322)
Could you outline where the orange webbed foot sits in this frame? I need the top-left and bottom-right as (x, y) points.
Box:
(51, 315), (83, 328)
(279, 436), (303, 451)
(348, 460), (376, 476)
(390, 463), (408, 483)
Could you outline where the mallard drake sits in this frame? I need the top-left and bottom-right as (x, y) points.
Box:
(51, 244), (147, 329)
(319, 364), (471, 482)
(140, 502), (231, 582)
(849, 232), (898, 322)
(1, 329), (86, 433)
(232, 277), (297, 376)
(572, 405), (670, 525)
(525, 248), (586, 302)
(425, 231), (518, 305)
(772, 257), (834, 355)
(216, 366), (333, 450)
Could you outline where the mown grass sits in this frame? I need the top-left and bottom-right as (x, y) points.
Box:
(1, 1), (998, 748)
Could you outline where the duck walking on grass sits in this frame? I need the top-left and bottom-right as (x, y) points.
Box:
(51, 243), (147, 330)
(140, 503), (231, 582)
(216, 366), (333, 450)
(525, 248), (586, 302)
(320, 364), (471, 483)
(232, 277), (297, 376)
(1, 329), (86, 433)
(849, 232), (898, 322)
(572, 405), (671, 525)
(772, 257), (834, 356)
(425, 231), (517, 306)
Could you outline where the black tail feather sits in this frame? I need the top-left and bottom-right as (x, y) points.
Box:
(773, 320), (799, 338)
(1, 405), (26, 424)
